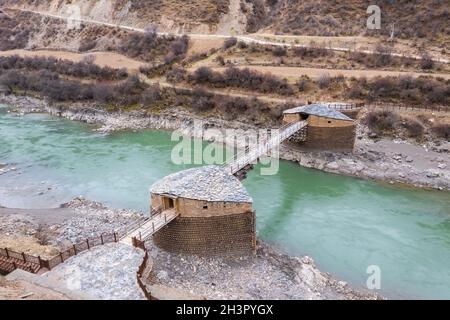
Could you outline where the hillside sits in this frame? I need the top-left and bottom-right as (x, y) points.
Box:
(1, 0), (449, 46)
(262, 0), (449, 43)
(1, 0), (231, 33)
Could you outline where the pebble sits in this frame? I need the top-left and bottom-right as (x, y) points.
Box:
(426, 169), (440, 178)
(326, 161), (339, 170)
(54, 197), (143, 244)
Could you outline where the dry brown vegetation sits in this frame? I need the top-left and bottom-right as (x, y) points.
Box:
(0, 11), (38, 51)
(0, 65), (281, 125)
(3, 0), (449, 49)
(119, 0), (229, 26)
(0, 55), (128, 80)
(3, 0), (230, 28)
(364, 109), (450, 141)
(188, 66), (294, 95)
(0, 9), (187, 64)
(263, 0), (450, 45)
(184, 64), (449, 107)
(219, 41), (449, 73)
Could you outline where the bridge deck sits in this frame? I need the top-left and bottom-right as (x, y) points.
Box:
(120, 209), (179, 245)
(224, 121), (308, 175)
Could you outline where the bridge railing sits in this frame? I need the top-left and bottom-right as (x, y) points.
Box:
(224, 121), (307, 175)
(320, 102), (449, 113)
(136, 210), (179, 241)
(0, 233), (119, 274)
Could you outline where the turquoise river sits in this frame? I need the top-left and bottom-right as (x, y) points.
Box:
(0, 104), (449, 299)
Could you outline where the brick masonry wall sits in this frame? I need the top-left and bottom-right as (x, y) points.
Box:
(302, 124), (356, 151)
(283, 113), (301, 124)
(153, 212), (256, 256)
(151, 194), (253, 217)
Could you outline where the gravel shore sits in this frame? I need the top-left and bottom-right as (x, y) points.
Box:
(146, 239), (380, 300)
(0, 198), (380, 300)
(0, 197), (143, 249)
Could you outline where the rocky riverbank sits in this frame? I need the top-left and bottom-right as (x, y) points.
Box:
(2, 94), (449, 191)
(0, 198), (380, 300)
(146, 238), (380, 300)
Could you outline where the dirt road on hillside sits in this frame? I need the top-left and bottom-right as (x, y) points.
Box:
(4, 7), (449, 64)
(209, 65), (450, 81)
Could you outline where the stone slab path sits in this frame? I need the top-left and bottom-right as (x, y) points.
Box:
(41, 243), (144, 300)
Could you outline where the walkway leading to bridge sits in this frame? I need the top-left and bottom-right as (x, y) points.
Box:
(223, 120), (308, 175)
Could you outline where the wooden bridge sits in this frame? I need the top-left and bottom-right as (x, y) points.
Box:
(120, 207), (179, 245)
(120, 120), (308, 244)
(223, 120), (308, 175)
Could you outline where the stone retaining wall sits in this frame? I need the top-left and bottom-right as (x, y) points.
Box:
(153, 212), (256, 256)
(302, 124), (356, 151)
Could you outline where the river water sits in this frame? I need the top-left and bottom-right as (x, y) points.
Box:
(0, 105), (449, 299)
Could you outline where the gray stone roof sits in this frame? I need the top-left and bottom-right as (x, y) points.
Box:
(283, 104), (353, 121)
(150, 165), (253, 203)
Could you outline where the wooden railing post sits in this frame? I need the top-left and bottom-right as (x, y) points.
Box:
(101, 234), (104, 245)
(86, 239), (90, 250)
(114, 233), (118, 242)
(5, 248), (9, 258)
(60, 252), (64, 263)
(73, 245), (77, 255)
(22, 252), (26, 262)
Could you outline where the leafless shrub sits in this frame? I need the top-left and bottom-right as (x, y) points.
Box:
(237, 41), (248, 49)
(272, 46), (287, 57)
(293, 46), (331, 58)
(79, 39), (97, 52)
(35, 224), (51, 245)
(420, 53), (434, 70)
(171, 35), (189, 56)
(223, 37), (238, 49)
(216, 55), (225, 66)
(81, 54), (96, 64)
(166, 66), (186, 83)
(317, 74), (332, 89)
(402, 117), (425, 137)
(297, 78), (309, 92)
(431, 123), (450, 140)
(366, 109), (400, 132)
(348, 83), (363, 99)
(189, 66), (293, 95)
(140, 84), (161, 105)
(0, 55), (126, 80)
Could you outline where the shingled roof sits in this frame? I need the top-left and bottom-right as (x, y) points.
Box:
(283, 104), (353, 121)
(150, 165), (253, 203)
